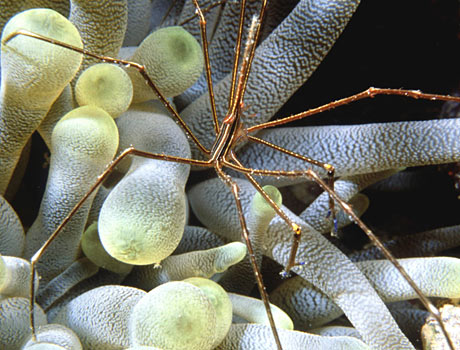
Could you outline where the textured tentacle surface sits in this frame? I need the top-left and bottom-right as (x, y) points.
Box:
(270, 257), (460, 331)
(98, 108), (190, 266)
(237, 119), (460, 186)
(69, 0), (127, 79)
(125, 242), (246, 290)
(188, 178), (415, 349)
(216, 324), (370, 350)
(24, 106), (119, 286)
(0, 196), (25, 256)
(52, 285), (146, 350)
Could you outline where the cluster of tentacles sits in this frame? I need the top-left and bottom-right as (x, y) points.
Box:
(0, 1), (460, 350)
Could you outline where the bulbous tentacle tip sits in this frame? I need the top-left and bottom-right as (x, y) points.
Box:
(98, 107), (190, 266)
(1, 8), (82, 103)
(75, 63), (133, 118)
(128, 26), (204, 103)
(129, 281), (216, 350)
(252, 185), (283, 215)
(214, 242), (247, 271)
(51, 105), (119, 160)
(97, 168), (187, 266)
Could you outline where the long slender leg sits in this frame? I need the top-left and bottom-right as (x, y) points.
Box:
(29, 147), (212, 336)
(216, 0), (265, 127)
(247, 87), (460, 133)
(222, 161), (456, 350)
(247, 134), (338, 235)
(228, 0), (247, 109)
(225, 1), (268, 119)
(236, 0), (268, 105)
(191, 0), (220, 135)
(214, 163), (283, 350)
(1, 30), (211, 156)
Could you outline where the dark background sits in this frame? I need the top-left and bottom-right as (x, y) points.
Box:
(279, 0), (460, 125)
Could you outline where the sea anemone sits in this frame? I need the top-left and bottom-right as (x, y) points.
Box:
(1, 1), (460, 350)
